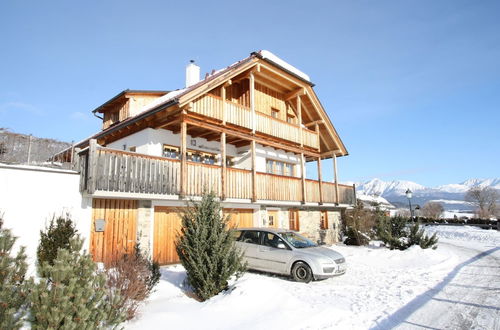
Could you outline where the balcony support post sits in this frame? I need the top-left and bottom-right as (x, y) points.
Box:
(221, 132), (226, 200)
(300, 153), (306, 204)
(333, 152), (339, 204)
(222, 84), (227, 125)
(88, 138), (98, 194)
(180, 116), (187, 198)
(317, 156), (323, 205)
(297, 95), (303, 147)
(250, 72), (255, 134)
(251, 140), (257, 202)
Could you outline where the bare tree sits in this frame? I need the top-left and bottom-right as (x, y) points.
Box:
(421, 202), (444, 219)
(465, 186), (499, 219)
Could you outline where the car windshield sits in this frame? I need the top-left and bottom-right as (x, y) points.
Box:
(280, 232), (317, 248)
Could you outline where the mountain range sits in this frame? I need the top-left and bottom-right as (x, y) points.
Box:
(353, 178), (500, 212)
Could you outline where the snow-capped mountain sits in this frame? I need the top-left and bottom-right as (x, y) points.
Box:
(354, 178), (500, 212)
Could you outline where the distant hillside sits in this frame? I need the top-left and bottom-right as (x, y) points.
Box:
(0, 128), (71, 165)
(355, 178), (500, 213)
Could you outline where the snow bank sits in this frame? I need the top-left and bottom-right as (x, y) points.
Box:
(424, 225), (500, 248)
(129, 244), (458, 329)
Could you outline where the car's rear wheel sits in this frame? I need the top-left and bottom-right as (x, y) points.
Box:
(291, 261), (313, 283)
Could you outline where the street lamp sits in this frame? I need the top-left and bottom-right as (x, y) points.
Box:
(405, 188), (414, 221)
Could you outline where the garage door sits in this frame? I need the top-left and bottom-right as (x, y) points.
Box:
(91, 199), (137, 265)
(224, 209), (254, 228)
(153, 207), (183, 265)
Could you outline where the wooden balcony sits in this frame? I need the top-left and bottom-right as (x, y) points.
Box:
(79, 146), (355, 205)
(190, 94), (319, 150)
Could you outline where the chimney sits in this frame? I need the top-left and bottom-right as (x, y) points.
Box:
(185, 60), (200, 87)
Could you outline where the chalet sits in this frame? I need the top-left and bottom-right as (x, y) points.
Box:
(63, 50), (355, 265)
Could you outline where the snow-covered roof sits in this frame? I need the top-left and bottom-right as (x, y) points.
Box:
(258, 50), (311, 82)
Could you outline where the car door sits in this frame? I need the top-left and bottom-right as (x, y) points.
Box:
(237, 230), (262, 269)
(257, 231), (293, 274)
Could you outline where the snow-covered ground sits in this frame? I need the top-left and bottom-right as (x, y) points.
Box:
(129, 227), (500, 329)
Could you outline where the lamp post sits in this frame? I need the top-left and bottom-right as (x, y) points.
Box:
(405, 189), (414, 221)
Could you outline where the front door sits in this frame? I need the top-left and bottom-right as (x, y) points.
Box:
(267, 210), (279, 228)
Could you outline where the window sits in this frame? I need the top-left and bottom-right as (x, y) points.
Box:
(241, 231), (260, 245)
(226, 156), (235, 167)
(262, 232), (288, 249)
(110, 111), (119, 124)
(129, 146), (136, 152)
(230, 230), (243, 241)
(266, 159), (295, 177)
(320, 211), (328, 230)
(289, 209), (300, 231)
(287, 114), (295, 124)
(163, 145), (179, 159)
(271, 108), (279, 119)
(268, 215), (275, 227)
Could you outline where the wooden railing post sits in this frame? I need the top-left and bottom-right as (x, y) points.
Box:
(180, 118), (187, 198)
(87, 139), (98, 194)
(297, 95), (303, 147)
(300, 153), (306, 204)
(221, 132), (226, 200)
(333, 152), (339, 204)
(222, 84), (227, 125)
(251, 140), (257, 202)
(317, 156), (323, 205)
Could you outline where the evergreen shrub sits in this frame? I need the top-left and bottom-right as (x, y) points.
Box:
(29, 237), (127, 329)
(376, 216), (438, 250)
(37, 214), (77, 267)
(175, 191), (246, 301)
(0, 218), (30, 329)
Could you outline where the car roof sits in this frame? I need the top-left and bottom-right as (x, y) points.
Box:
(233, 227), (291, 234)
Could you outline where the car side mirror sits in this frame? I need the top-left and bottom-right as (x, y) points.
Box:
(277, 243), (286, 249)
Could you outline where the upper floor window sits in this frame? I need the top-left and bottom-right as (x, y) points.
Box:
(287, 114), (296, 124)
(163, 144), (179, 159)
(266, 159), (295, 177)
(271, 108), (279, 119)
(110, 111), (119, 124)
(188, 150), (216, 165)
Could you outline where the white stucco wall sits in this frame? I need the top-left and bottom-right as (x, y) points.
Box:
(107, 128), (305, 177)
(0, 164), (91, 273)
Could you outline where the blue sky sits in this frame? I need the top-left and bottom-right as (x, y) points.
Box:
(1, 0), (499, 187)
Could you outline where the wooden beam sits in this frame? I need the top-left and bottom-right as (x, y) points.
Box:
(183, 116), (320, 158)
(180, 119), (187, 198)
(221, 84), (226, 125)
(285, 88), (306, 101)
(259, 62), (309, 88)
(88, 139), (98, 194)
(333, 152), (339, 204)
(317, 156), (323, 205)
(251, 140), (257, 202)
(305, 120), (324, 127)
(300, 153), (306, 204)
(221, 132), (226, 200)
(254, 72), (291, 91)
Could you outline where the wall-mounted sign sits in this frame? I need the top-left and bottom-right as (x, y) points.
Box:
(95, 219), (106, 232)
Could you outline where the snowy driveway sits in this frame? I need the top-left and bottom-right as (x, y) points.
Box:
(129, 226), (500, 330)
(378, 242), (500, 330)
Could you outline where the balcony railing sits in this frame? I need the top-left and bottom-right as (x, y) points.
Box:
(190, 94), (319, 150)
(79, 147), (355, 205)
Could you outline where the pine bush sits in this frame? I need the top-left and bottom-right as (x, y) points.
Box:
(0, 221), (30, 329)
(37, 214), (77, 267)
(29, 236), (127, 329)
(175, 191), (246, 301)
(377, 216), (438, 250)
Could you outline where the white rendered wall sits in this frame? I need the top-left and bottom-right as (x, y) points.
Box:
(108, 128), (305, 177)
(0, 165), (91, 273)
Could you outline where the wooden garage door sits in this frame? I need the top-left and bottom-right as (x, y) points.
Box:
(91, 199), (137, 265)
(224, 209), (254, 228)
(154, 207), (183, 265)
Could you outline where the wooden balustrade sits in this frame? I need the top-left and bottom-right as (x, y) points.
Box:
(226, 168), (252, 199)
(186, 162), (221, 196)
(79, 146), (354, 204)
(305, 180), (320, 203)
(80, 147), (180, 195)
(302, 128), (319, 149)
(256, 173), (302, 201)
(256, 112), (300, 144)
(191, 94), (223, 120)
(225, 101), (252, 130)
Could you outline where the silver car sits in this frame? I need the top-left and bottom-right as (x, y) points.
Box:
(232, 227), (346, 283)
